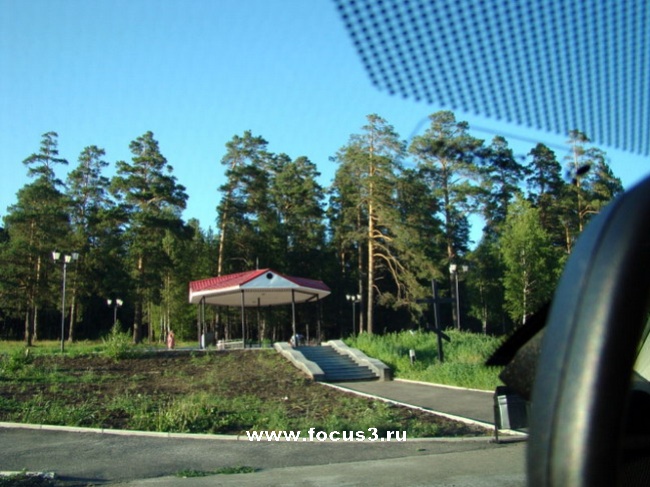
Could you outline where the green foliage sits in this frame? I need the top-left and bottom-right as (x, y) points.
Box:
(346, 329), (504, 390)
(479, 135), (526, 235)
(409, 110), (485, 262)
(526, 143), (566, 250)
(15, 394), (99, 427)
(111, 131), (189, 343)
(0, 347), (34, 377)
(102, 321), (133, 360)
(500, 196), (559, 324)
(0, 341), (104, 357)
(465, 237), (508, 334)
(0, 472), (57, 487)
(125, 393), (268, 434)
(216, 131), (275, 274)
(1, 120), (626, 345)
(22, 131), (68, 186)
(563, 130), (624, 250)
(330, 114), (434, 332)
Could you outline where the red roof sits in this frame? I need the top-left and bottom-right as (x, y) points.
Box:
(188, 269), (331, 306)
(189, 269), (268, 293)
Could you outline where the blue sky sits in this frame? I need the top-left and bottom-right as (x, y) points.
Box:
(1, 0), (648, 240)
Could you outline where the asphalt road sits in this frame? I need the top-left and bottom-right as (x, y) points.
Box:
(0, 426), (525, 486)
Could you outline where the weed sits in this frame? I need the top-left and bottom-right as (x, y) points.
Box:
(16, 393), (99, 427)
(175, 466), (256, 478)
(175, 469), (212, 478)
(214, 466), (257, 474)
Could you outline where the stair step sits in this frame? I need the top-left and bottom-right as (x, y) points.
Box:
(295, 345), (379, 382)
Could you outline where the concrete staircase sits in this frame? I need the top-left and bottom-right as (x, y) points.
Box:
(294, 345), (379, 382)
(274, 340), (392, 382)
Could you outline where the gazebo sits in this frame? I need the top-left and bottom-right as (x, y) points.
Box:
(188, 269), (331, 347)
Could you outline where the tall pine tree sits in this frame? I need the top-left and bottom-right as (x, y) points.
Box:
(111, 131), (188, 343)
(1, 132), (70, 344)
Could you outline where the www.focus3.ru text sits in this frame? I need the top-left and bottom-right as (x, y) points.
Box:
(246, 427), (406, 442)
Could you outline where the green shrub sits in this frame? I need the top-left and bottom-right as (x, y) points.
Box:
(0, 471), (57, 487)
(102, 322), (133, 360)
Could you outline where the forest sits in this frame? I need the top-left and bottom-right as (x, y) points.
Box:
(0, 111), (624, 345)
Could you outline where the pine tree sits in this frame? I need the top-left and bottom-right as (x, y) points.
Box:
(66, 145), (115, 341)
(111, 131), (188, 343)
(479, 136), (526, 235)
(216, 131), (273, 274)
(331, 114), (430, 333)
(268, 154), (326, 277)
(526, 143), (565, 250)
(1, 132), (70, 344)
(408, 111), (484, 264)
(22, 131), (68, 186)
(409, 111), (484, 329)
(562, 130), (624, 252)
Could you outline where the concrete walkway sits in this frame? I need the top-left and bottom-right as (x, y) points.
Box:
(334, 379), (496, 427)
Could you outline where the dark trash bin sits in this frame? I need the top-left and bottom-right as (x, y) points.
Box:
(494, 385), (528, 431)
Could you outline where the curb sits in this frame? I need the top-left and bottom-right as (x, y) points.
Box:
(0, 421), (498, 443)
(0, 421), (499, 443)
(0, 421), (242, 441)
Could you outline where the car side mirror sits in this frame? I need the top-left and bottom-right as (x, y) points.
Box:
(528, 174), (650, 486)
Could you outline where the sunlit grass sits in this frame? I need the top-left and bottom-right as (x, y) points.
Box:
(0, 338), (198, 358)
(345, 329), (504, 390)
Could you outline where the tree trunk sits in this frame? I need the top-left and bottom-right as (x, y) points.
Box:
(24, 308), (32, 347)
(356, 208), (365, 334)
(479, 284), (488, 334)
(33, 306), (39, 342)
(148, 300), (154, 342)
(33, 255), (41, 341)
(133, 300), (142, 344)
(217, 216), (227, 276)
(522, 271), (528, 326)
(367, 201), (374, 335)
(133, 256), (144, 343)
(442, 166), (458, 329)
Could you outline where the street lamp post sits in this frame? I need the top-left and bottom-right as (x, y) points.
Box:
(449, 264), (468, 330)
(107, 298), (123, 326)
(52, 251), (79, 353)
(345, 294), (361, 336)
